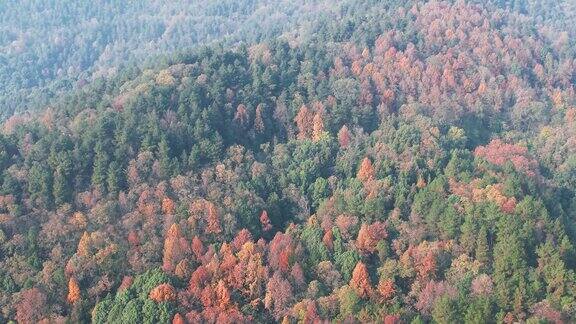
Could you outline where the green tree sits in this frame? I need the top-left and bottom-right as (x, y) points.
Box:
(92, 296), (112, 323)
(142, 299), (159, 324)
(28, 162), (53, 207)
(300, 223), (330, 270)
(335, 250), (361, 282)
(92, 143), (109, 192)
(53, 155), (73, 206)
(536, 240), (571, 307)
(493, 217), (528, 311)
(338, 285), (360, 318)
(464, 297), (493, 324)
(107, 161), (122, 195)
(476, 226), (490, 266)
(120, 299), (142, 323)
(157, 136), (172, 179)
(309, 177), (330, 211)
(431, 296), (461, 324)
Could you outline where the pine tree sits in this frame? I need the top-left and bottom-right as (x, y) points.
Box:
(158, 137), (172, 179)
(493, 217), (527, 310)
(53, 154), (72, 206)
(107, 161), (121, 195)
(28, 162), (53, 206)
(476, 226), (489, 266)
(254, 104), (265, 134)
(536, 240), (569, 305)
(460, 214), (477, 255)
(92, 143), (109, 193)
(432, 296), (460, 324)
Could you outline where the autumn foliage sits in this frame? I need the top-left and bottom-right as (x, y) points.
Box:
(295, 105), (313, 140)
(149, 283), (177, 302)
(67, 277), (81, 304)
(77, 231), (91, 257)
(474, 139), (539, 177)
(172, 313), (186, 324)
(357, 157), (375, 182)
(1, 0), (575, 323)
(163, 224), (190, 273)
(260, 210), (272, 232)
(378, 279), (396, 301)
(350, 262), (372, 298)
(338, 125), (351, 147)
(206, 202), (222, 234)
(312, 113), (325, 141)
(356, 222), (387, 253)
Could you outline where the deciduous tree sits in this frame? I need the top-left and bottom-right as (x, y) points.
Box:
(149, 283), (177, 302)
(312, 113), (325, 141)
(260, 210), (272, 232)
(294, 105), (313, 140)
(350, 262), (372, 298)
(357, 157), (375, 182)
(67, 277), (81, 304)
(338, 125), (351, 147)
(163, 224), (190, 273)
(206, 202), (222, 234)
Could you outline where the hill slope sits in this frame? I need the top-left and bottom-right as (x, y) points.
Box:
(0, 0), (575, 323)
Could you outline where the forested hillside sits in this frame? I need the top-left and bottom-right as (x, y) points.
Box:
(1, 0), (576, 323)
(0, 0), (350, 120)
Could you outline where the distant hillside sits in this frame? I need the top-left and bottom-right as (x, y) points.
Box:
(0, 0), (350, 119)
(4, 0), (573, 121)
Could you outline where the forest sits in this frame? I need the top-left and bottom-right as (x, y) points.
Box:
(0, 0), (576, 323)
(0, 0), (350, 120)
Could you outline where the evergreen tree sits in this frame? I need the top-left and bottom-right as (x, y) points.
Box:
(476, 226), (490, 266)
(92, 143), (109, 193)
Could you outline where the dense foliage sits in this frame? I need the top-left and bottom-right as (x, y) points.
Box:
(0, 0), (351, 120)
(1, 0), (576, 323)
